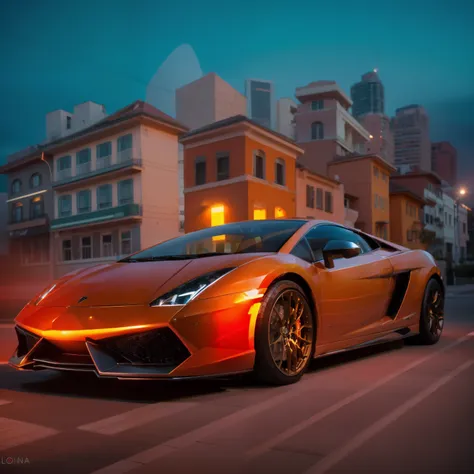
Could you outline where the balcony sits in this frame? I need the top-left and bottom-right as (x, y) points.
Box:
(50, 203), (142, 231)
(53, 157), (142, 190)
(7, 215), (49, 237)
(424, 188), (438, 206)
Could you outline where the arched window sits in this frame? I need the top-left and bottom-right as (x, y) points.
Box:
(11, 179), (22, 194)
(30, 173), (42, 189)
(311, 122), (324, 140)
(11, 202), (23, 223)
(275, 158), (286, 186)
(253, 150), (265, 179)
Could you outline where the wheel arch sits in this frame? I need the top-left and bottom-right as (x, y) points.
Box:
(269, 272), (319, 331)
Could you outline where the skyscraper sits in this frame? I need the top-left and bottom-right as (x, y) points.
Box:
(431, 141), (457, 186)
(350, 70), (385, 118)
(245, 79), (274, 129)
(392, 105), (431, 172)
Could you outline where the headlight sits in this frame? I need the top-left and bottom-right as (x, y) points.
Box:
(150, 267), (235, 307)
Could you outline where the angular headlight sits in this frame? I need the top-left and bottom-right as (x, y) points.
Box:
(150, 267), (235, 307)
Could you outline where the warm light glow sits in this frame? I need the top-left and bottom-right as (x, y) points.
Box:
(32, 196), (42, 203)
(234, 289), (266, 304)
(248, 302), (262, 348)
(17, 323), (161, 341)
(275, 207), (286, 218)
(211, 205), (225, 226)
(253, 208), (266, 220)
(459, 187), (467, 196)
(369, 134), (374, 139)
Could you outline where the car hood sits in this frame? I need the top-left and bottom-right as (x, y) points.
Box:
(37, 253), (270, 307)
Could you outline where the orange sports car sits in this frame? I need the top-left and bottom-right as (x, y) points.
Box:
(10, 219), (444, 385)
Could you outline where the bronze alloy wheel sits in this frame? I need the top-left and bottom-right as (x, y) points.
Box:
(254, 280), (315, 385)
(417, 278), (445, 345)
(267, 289), (314, 376)
(427, 286), (444, 338)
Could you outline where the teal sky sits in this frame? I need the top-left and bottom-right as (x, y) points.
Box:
(1, 0), (473, 197)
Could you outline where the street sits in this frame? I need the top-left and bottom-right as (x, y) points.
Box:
(0, 288), (473, 474)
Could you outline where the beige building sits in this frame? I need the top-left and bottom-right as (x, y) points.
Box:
(48, 101), (188, 277)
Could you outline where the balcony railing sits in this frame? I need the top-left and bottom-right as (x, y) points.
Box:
(53, 158), (142, 188)
(8, 213), (48, 225)
(57, 168), (72, 180)
(50, 203), (142, 230)
(117, 149), (132, 164)
(76, 161), (92, 175)
(96, 155), (112, 169)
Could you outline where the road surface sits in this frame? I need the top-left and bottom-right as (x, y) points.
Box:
(0, 287), (473, 473)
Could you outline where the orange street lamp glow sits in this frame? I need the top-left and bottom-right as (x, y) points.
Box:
(459, 187), (467, 196)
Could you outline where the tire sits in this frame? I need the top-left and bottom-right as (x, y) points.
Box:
(416, 278), (445, 345)
(253, 280), (315, 385)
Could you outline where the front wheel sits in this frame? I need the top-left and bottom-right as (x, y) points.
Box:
(416, 278), (445, 345)
(253, 280), (315, 385)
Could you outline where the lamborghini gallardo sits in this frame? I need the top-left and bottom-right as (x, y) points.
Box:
(10, 219), (444, 385)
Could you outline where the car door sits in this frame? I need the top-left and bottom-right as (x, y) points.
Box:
(304, 224), (393, 343)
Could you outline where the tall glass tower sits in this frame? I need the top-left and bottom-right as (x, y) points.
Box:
(350, 70), (385, 118)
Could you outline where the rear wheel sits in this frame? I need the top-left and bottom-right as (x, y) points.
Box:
(254, 280), (315, 385)
(416, 278), (445, 345)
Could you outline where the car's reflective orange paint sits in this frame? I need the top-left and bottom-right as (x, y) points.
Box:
(10, 220), (442, 379)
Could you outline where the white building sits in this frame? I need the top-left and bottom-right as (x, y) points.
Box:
(442, 191), (455, 261)
(276, 98), (297, 139)
(458, 204), (469, 262)
(47, 100), (188, 277)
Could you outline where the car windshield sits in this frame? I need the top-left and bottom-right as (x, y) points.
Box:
(121, 220), (306, 262)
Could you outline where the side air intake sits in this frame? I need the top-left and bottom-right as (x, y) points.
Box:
(386, 271), (411, 318)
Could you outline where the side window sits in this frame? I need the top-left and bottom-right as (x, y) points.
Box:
(304, 225), (374, 262)
(290, 238), (314, 263)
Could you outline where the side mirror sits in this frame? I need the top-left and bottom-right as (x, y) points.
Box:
(322, 240), (361, 269)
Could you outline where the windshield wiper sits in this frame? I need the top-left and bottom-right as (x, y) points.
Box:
(122, 252), (230, 262)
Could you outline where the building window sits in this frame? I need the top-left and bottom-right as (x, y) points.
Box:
(96, 142), (112, 167)
(195, 157), (206, 185)
(118, 179), (134, 205)
(311, 100), (324, 111)
(57, 155), (72, 177)
(121, 231), (132, 255)
(58, 195), (72, 217)
(30, 173), (42, 189)
(407, 230), (412, 241)
(11, 202), (23, 223)
(311, 122), (324, 140)
(97, 184), (112, 209)
(76, 148), (91, 174)
(325, 191), (333, 213)
(382, 173), (387, 182)
(306, 185), (315, 208)
(254, 150), (265, 179)
(11, 179), (22, 194)
(374, 194), (378, 208)
(275, 207), (286, 218)
(463, 223), (467, 234)
(316, 188), (323, 210)
(101, 234), (113, 257)
(81, 236), (92, 259)
(118, 134), (133, 152)
(211, 205), (225, 227)
(216, 154), (229, 181)
(373, 166), (379, 178)
(77, 190), (92, 214)
(253, 208), (266, 220)
(275, 158), (285, 186)
(66, 116), (72, 130)
(30, 196), (44, 219)
(62, 240), (72, 261)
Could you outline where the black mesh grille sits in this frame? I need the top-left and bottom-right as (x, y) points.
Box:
(16, 327), (40, 357)
(98, 327), (190, 367)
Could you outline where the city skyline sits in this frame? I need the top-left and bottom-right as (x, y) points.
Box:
(1, 0), (473, 201)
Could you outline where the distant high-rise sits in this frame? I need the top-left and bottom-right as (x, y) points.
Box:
(245, 79), (274, 129)
(432, 141), (457, 186)
(392, 105), (431, 172)
(276, 98), (297, 139)
(351, 70), (385, 118)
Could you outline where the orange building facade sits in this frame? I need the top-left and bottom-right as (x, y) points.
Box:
(389, 183), (425, 249)
(295, 163), (345, 223)
(181, 115), (303, 233)
(327, 154), (396, 238)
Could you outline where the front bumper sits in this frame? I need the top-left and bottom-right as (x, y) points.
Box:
(9, 293), (260, 379)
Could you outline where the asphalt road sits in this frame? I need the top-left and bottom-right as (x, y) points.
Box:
(0, 288), (473, 474)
